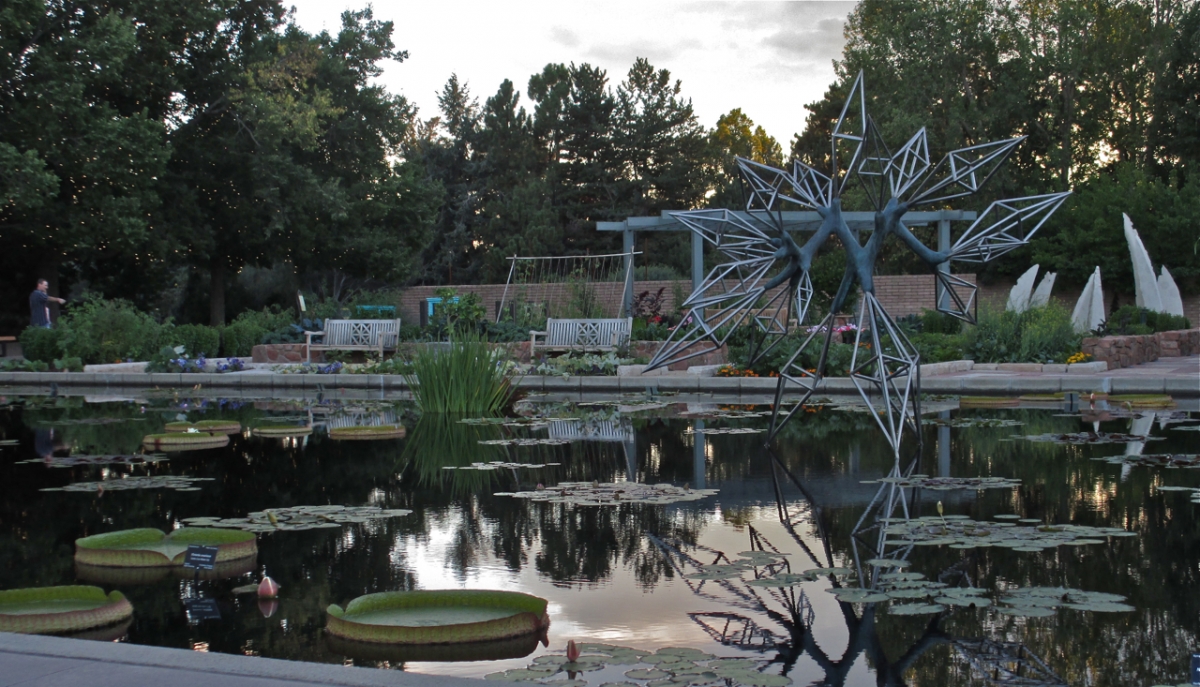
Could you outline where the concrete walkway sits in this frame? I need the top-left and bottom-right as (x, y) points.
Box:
(0, 631), (484, 687)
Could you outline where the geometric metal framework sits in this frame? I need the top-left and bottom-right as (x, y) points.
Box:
(647, 70), (1071, 454)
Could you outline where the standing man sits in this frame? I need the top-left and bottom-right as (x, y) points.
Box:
(29, 279), (65, 328)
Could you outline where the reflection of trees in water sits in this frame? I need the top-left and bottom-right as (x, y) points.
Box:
(402, 414), (705, 587)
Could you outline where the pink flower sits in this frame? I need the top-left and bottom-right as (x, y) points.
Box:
(258, 576), (281, 598)
(566, 639), (580, 662)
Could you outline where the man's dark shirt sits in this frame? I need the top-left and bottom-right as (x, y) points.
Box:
(29, 289), (49, 327)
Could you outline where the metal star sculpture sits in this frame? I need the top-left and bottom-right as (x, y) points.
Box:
(647, 72), (1071, 455)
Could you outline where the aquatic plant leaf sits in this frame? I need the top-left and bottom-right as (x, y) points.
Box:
(998, 606), (1055, 617)
(865, 558), (911, 568)
(889, 603), (944, 615)
(1065, 602), (1135, 612)
(43, 475), (215, 494)
(935, 596), (990, 607)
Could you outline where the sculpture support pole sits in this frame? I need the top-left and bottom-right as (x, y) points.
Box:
(692, 229), (705, 323)
(937, 219), (951, 310)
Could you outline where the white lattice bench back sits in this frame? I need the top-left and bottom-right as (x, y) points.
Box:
(305, 319), (401, 362)
(530, 318), (632, 355)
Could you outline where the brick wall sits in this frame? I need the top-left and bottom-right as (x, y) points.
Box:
(1081, 328), (1200, 369)
(386, 274), (1197, 327)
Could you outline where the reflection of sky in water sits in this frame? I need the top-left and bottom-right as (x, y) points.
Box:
(2, 397), (1199, 686)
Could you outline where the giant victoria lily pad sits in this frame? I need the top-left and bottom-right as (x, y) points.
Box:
(41, 475), (214, 494)
(329, 425), (406, 440)
(142, 432), (230, 451)
(75, 527), (257, 568)
(0, 585), (133, 635)
(165, 420), (241, 434)
(1022, 432), (1164, 445)
(325, 590), (549, 644)
(251, 425), (313, 438)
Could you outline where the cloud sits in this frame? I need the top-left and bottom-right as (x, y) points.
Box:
(550, 25), (581, 48)
(583, 38), (704, 68)
(762, 16), (847, 64)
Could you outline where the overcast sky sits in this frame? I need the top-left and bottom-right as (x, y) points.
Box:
(284, 1), (856, 145)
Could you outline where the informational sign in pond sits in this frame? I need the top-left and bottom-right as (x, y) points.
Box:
(182, 545), (219, 570)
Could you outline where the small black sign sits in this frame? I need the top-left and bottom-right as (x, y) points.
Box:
(1190, 653), (1199, 685)
(182, 545), (219, 570)
(185, 598), (220, 621)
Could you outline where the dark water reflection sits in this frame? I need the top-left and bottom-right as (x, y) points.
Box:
(0, 394), (1198, 686)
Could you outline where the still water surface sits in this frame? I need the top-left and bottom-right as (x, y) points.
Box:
(0, 393), (1197, 686)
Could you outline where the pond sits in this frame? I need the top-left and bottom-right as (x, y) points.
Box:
(0, 391), (1198, 686)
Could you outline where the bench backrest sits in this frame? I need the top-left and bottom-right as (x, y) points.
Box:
(323, 319), (401, 348)
(545, 318), (632, 347)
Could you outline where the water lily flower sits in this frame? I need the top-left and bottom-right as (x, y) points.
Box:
(258, 576), (281, 598)
(566, 639), (580, 662)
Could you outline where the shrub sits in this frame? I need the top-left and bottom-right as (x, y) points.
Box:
(919, 309), (963, 335)
(57, 297), (165, 364)
(1098, 306), (1191, 336)
(221, 307), (296, 357)
(405, 338), (515, 414)
(53, 356), (84, 372)
(964, 304), (1080, 364)
(168, 324), (221, 357)
(534, 352), (627, 376)
(0, 358), (49, 372)
(19, 326), (65, 362)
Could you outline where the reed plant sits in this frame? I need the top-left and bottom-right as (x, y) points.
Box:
(403, 337), (516, 415)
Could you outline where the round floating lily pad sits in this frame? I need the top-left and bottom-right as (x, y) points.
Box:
(997, 606), (1055, 617)
(165, 420), (241, 434)
(889, 603), (944, 615)
(141, 433), (229, 451)
(325, 590), (548, 644)
(329, 425), (406, 440)
(993, 514), (1022, 520)
(936, 596), (991, 607)
(75, 527), (257, 568)
(1065, 602), (1135, 612)
(0, 585), (133, 635)
(865, 558), (910, 568)
(252, 425), (313, 438)
(626, 669), (671, 680)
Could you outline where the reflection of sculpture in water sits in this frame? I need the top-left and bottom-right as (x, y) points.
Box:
(651, 449), (1067, 686)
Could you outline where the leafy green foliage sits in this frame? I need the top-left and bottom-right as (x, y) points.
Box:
(220, 307), (297, 357)
(964, 304), (1080, 364)
(1097, 305), (1191, 336)
(167, 324), (221, 358)
(18, 326), (65, 363)
(56, 297), (166, 364)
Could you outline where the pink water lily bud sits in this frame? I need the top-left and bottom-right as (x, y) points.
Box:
(566, 639), (580, 662)
(257, 576), (281, 598)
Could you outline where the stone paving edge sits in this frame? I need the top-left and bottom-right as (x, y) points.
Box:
(0, 631), (487, 686)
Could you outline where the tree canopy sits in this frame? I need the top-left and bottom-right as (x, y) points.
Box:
(4, 0), (1197, 330)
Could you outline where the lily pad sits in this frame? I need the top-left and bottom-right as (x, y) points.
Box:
(0, 585), (133, 635)
(326, 590), (548, 644)
(75, 527), (256, 568)
(626, 669), (671, 680)
(141, 433), (229, 451)
(165, 420), (241, 434)
(330, 425), (406, 440)
(889, 603), (943, 615)
(43, 475), (215, 494)
(501, 482), (718, 507)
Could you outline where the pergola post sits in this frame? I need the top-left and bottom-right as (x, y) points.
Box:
(622, 226), (635, 317)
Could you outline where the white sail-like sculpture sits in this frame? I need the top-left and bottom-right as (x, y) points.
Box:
(1030, 271), (1056, 308)
(1157, 266), (1185, 317)
(1071, 267), (1105, 334)
(1007, 264), (1040, 313)
(1123, 213), (1163, 311)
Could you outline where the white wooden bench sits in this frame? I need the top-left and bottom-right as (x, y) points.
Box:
(304, 319), (401, 362)
(530, 318), (632, 355)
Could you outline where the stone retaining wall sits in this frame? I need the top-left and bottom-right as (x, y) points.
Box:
(1080, 328), (1199, 370)
(251, 344), (310, 364)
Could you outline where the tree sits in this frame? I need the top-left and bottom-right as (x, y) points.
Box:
(711, 108), (783, 209)
(1151, 1), (1200, 181)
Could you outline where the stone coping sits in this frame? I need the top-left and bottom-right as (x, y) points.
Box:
(0, 631), (485, 687)
(0, 367), (1195, 396)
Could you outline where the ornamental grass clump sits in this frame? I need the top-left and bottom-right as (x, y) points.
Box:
(404, 338), (515, 415)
